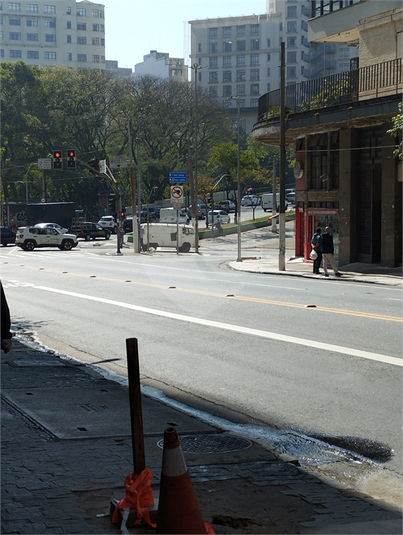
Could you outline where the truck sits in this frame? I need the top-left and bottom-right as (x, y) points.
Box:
(26, 202), (77, 229)
(159, 207), (189, 224)
(142, 223), (195, 252)
(261, 193), (287, 212)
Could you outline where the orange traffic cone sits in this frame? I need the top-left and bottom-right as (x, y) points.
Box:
(156, 427), (208, 534)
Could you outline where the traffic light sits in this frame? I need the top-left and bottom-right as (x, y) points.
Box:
(67, 149), (76, 169)
(53, 150), (62, 169)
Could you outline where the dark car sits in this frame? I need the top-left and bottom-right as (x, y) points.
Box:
(140, 210), (159, 224)
(0, 226), (16, 246)
(70, 222), (111, 241)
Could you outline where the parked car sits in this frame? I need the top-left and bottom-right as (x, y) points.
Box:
(97, 215), (117, 233)
(123, 218), (133, 233)
(241, 195), (261, 206)
(15, 227), (78, 251)
(70, 222), (111, 241)
(285, 191), (296, 203)
(34, 222), (68, 233)
(0, 226), (16, 246)
(216, 200), (236, 213)
(207, 210), (231, 224)
(186, 204), (206, 220)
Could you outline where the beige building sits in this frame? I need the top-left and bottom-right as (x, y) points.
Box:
(0, 0), (106, 69)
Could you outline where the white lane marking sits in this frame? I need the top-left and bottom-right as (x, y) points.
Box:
(32, 285), (402, 368)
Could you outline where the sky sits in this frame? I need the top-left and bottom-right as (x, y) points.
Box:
(101, 0), (268, 69)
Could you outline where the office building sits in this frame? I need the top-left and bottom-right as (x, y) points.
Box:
(134, 50), (188, 83)
(0, 0), (106, 69)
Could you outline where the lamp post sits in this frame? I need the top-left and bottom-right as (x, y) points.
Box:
(191, 62), (204, 254)
(231, 96), (242, 262)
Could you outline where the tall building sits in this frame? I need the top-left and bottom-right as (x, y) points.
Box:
(0, 0), (106, 69)
(134, 50), (189, 83)
(189, 0), (356, 133)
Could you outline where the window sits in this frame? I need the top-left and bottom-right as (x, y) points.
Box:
(92, 9), (99, 17)
(44, 19), (56, 27)
(9, 17), (20, 24)
(10, 49), (21, 57)
(267, 67), (271, 76)
(223, 41), (232, 52)
(44, 5), (56, 14)
(236, 25), (245, 37)
(236, 55), (245, 66)
(287, 51), (297, 62)
(198, 43), (201, 52)
(100, 24), (104, 32)
(67, 20), (71, 29)
(92, 37), (99, 45)
(223, 55), (231, 67)
(250, 24), (259, 37)
(251, 98), (259, 108)
(209, 27), (217, 40)
(77, 36), (86, 44)
(209, 42), (218, 53)
(209, 71), (218, 83)
(8, 3), (20, 11)
(67, 52), (72, 61)
(236, 70), (246, 81)
(27, 18), (38, 26)
(236, 84), (245, 96)
(66, 6), (71, 14)
(287, 66), (297, 78)
(9, 31), (21, 39)
(67, 35), (71, 43)
(26, 3), (38, 12)
(340, 47), (350, 59)
(267, 82), (271, 91)
(45, 34), (56, 42)
(77, 53), (87, 62)
(340, 62), (349, 72)
(287, 36), (296, 47)
(287, 21), (297, 33)
(100, 11), (104, 18)
(250, 68), (259, 80)
(267, 38), (271, 48)
(77, 8), (86, 16)
(45, 51), (56, 59)
(267, 53), (271, 61)
(27, 50), (39, 58)
(92, 23), (99, 31)
(223, 26), (231, 39)
(223, 85), (232, 97)
(77, 22), (86, 30)
(209, 57), (217, 68)
(0, 50), (4, 57)
(236, 40), (245, 52)
(287, 5), (297, 18)
(101, 55), (105, 62)
(26, 32), (38, 40)
(251, 39), (259, 50)
(223, 71), (231, 82)
(250, 83), (260, 95)
(100, 38), (104, 46)
(250, 54), (259, 65)
(209, 86), (218, 97)
(92, 54), (99, 62)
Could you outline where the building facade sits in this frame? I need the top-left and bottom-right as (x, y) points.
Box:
(252, 0), (402, 268)
(189, 0), (356, 133)
(0, 0), (106, 69)
(134, 50), (188, 83)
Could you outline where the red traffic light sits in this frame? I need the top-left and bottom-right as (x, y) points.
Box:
(68, 150), (75, 158)
(53, 150), (62, 169)
(67, 149), (76, 169)
(53, 151), (62, 159)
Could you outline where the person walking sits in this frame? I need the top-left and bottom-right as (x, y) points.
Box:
(322, 226), (341, 277)
(1, 281), (13, 353)
(311, 227), (323, 274)
(215, 216), (223, 236)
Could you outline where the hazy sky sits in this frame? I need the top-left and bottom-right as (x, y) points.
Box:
(101, 0), (267, 69)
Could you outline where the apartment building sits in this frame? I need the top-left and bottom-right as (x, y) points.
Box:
(189, 0), (356, 133)
(134, 50), (189, 83)
(0, 0), (106, 69)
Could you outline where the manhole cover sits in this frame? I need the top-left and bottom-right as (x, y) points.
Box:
(157, 434), (252, 454)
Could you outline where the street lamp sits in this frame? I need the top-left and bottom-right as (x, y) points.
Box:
(231, 96), (242, 262)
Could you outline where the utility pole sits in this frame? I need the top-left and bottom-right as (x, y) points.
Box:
(191, 62), (204, 254)
(279, 41), (286, 271)
(272, 155), (278, 233)
(128, 120), (139, 253)
(231, 96), (242, 262)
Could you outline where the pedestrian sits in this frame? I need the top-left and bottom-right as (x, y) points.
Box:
(118, 223), (127, 248)
(215, 216), (223, 236)
(322, 226), (341, 277)
(1, 281), (13, 353)
(139, 225), (145, 251)
(11, 216), (18, 233)
(311, 227), (323, 274)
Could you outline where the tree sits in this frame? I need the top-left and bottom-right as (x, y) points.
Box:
(387, 102), (403, 160)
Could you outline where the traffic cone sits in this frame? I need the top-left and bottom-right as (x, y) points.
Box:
(156, 427), (208, 534)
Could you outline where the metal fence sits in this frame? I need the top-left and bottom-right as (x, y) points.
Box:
(257, 58), (402, 122)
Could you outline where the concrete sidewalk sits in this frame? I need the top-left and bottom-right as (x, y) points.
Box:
(2, 338), (402, 534)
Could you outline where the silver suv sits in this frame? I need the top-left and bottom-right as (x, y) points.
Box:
(16, 227), (78, 251)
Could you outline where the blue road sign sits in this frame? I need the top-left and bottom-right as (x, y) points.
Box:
(169, 172), (187, 183)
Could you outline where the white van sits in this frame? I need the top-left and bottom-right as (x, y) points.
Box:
(262, 193), (287, 212)
(159, 207), (189, 224)
(142, 223), (195, 252)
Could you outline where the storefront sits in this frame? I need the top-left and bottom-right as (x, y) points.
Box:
(296, 206), (339, 263)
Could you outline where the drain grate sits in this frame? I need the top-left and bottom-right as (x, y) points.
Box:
(157, 434), (252, 454)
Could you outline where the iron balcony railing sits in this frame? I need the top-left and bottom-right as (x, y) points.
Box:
(257, 57), (402, 122)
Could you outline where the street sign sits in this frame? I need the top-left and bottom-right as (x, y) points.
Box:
(38, 158), (52, 170)
(99, 159), (107, 174)
(169, 172), (187, 183)
(110, 155), (128, 169)
(171, 185), (184, 200)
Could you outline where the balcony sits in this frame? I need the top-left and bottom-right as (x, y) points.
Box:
(257, 58), (402, 122)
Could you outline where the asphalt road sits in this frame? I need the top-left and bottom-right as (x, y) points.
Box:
(1, 236), (402, 488)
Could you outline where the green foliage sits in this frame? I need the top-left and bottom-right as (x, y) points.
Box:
(387, 102), (403, 159)
(301, 78), (355, 111)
